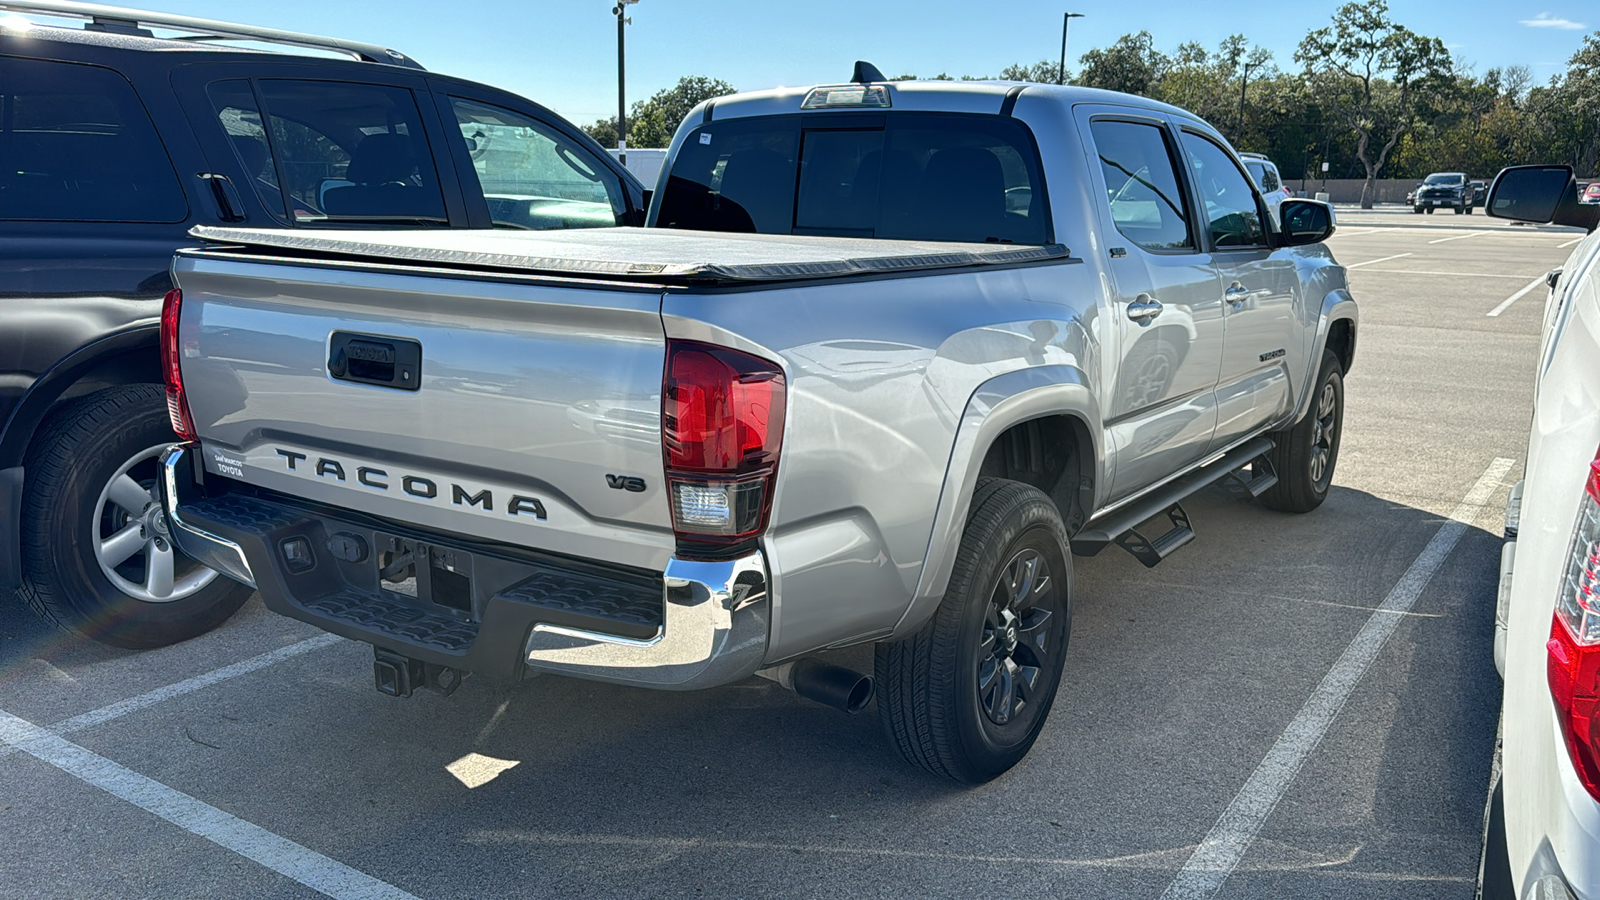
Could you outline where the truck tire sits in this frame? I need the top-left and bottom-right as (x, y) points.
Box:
(17, 385), (251, 649)
(1261, 351), (1344, 514)
(875, 478), (1072, 783)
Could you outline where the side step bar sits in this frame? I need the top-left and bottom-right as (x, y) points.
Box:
(1072, 437), (1276, 566)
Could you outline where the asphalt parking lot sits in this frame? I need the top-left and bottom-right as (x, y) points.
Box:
(0, 207), (1587, 899)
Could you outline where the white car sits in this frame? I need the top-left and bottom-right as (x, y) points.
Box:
(1481, 165), (1600, 899)
(1240, 152), (1289, 225)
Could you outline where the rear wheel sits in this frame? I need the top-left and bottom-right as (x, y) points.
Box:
(1260, 351), (1344, 514)
(18, 385), (251, 649)
(876, 479), (1072, 783)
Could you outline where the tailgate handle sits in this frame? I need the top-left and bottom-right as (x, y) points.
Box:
(328, 332), (422, 391)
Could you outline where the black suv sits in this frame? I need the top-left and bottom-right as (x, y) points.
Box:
(0, 4), (646, 648)
(1412, 171), (1474, 214)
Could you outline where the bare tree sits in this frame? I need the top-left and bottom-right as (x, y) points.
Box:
(1296, 0), (1452, 207)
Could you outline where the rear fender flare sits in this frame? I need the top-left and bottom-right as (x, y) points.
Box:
(889, 365), (1102, 640)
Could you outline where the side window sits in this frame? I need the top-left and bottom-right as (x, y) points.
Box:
(1262, 165), (1281, 192)
(1087, 119), (1193, 251)
(0, 57), (186, 223)
(448, 98), (623, 230)
(255, 80), (447, 224)
(206, 80), (284, 217)
(1179, 133), (1267, 248)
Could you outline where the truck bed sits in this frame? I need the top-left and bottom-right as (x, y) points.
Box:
(187, 225), (1069, 285)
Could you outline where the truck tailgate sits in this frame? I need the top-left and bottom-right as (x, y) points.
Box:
(173, 254), (673, 571)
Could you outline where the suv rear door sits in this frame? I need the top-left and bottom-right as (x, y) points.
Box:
(171, 61), (469, 228)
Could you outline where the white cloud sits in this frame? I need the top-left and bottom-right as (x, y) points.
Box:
(1520, 12), (1586, 30)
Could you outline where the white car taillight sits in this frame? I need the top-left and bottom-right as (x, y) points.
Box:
(661, 340), (785, 556)
(1548, 446), (1600, 801)
(160, 289), (198, 442)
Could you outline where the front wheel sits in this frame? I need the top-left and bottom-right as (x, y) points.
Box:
(18, 385), (252, 649)
(876, 479), (1072, 783)
(1260, 351), (1344, 514)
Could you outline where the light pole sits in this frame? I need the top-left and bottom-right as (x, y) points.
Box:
(1059, 12), (1084, 85)
(613, 0), (638, 165)
(1237, 60), (1258, 138)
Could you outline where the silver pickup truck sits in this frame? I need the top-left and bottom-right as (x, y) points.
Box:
(157, 76), (1357, 782)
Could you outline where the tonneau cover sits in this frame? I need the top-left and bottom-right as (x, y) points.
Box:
(187, 225), (1069, 285)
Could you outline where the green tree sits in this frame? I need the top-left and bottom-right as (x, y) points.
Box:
(1076, 31), (1168, 96)
(581, 76), (736, 149)
(1296, 0), (1453, 207)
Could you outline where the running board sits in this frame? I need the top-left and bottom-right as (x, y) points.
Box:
(1071, 437), (1276, 564)
(1222, 455), (1278, 499)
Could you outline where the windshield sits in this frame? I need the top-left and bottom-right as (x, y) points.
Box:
(1424, 173), (1464, 185)
(656, 113), (1050, 244)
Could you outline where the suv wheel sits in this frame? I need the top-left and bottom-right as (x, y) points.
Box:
(875, 478), (1072, 783)
(18, 385), (251, 649)
(1261, 351), (1344, 514)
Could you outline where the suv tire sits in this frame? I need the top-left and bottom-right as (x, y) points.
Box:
(18, 385), (251, 649)
(1261, 351), (1344, 514)
(875, 478), (1072, 783)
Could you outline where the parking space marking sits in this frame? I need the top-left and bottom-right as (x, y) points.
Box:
(1330, 227), (1391, 236)
(1357, 270), (1537, 280)
(1487, 277), (1547, 317)
(1426, 230), (1493, 244)
(1345, 253), (1414, 269)
(0, 633), (344, 761)
(1158, 457), (1515, 900)
(1559, 237), (1585, 249)
(0, 707), (420, 900)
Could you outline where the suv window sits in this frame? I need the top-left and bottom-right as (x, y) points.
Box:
(1088, 119), (1193, 251)
(253, 80), (447, 224)
(0, 57), (186, 223)
(658, 113), (1048, 244)
(1179, 132), (1266, 248)
(1244, 160), (1280, 193)
(206, 80), (284, 217)
(448, 98), (622, 230)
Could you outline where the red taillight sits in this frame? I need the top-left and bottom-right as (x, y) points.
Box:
(662, 340), (785, 552)
(160, 289), (197, 441)
(1549, 445), (1600, 802)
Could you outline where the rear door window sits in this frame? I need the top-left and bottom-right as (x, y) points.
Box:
(657, 113), (1049, 244)
(447, 98), (623, 230)
(252, 80), (447, 224)
(1087, 119), (1193, 251)
(0, 57), (186, 223)
(206, 80), (284, 217)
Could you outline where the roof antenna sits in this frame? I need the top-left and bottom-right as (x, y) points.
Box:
(851, 61), (887, 84)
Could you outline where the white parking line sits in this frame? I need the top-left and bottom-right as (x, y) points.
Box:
(1487, 277), (1547, 317)
(0, 707), (421, 900)
(1560, 237), (1585, 249)
(1426, 230), (1493, 244)
(1359, 270), (1537, 280)
(1345, 253), (1413, 269)
(1158, 457), (1515, 900)
(1330, 227), (1390, 236)
(0, 633), (344, 761)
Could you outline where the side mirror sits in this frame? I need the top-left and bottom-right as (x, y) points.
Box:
(1487, 165), (1599, 232)
(1277, 198), (1335, 246)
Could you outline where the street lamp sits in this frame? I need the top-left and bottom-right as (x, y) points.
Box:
(1237, 59), (1259, 137)
(1059, 12), (1084, 85)
(613, 0), (638, 165)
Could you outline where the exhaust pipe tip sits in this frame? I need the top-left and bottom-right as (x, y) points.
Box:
(759, 659), (874, 714)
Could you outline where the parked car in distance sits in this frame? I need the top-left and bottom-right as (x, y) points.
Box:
(1478, 164), (1600, 900)
(1240, 152), (1289, 224)
(1413, 171), (1474, 214)
(0, 1), (644, 650)
(157, 70), (1354, 783)
(1581, 182), (1600, 205)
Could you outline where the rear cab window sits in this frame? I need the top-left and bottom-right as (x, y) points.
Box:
(0, 57), (186, 223)
(656, 113), (1050, 244)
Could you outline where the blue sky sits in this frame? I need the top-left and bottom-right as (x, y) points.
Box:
(20, 1), (1597, 125)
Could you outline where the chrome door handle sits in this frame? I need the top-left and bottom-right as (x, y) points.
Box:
(1224, 282), (1251, 306)
(1127, 294), (1163, 323)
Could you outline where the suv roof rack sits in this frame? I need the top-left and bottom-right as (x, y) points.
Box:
(0, 0), (422, 69)
(1237, 152), (1269, 160)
